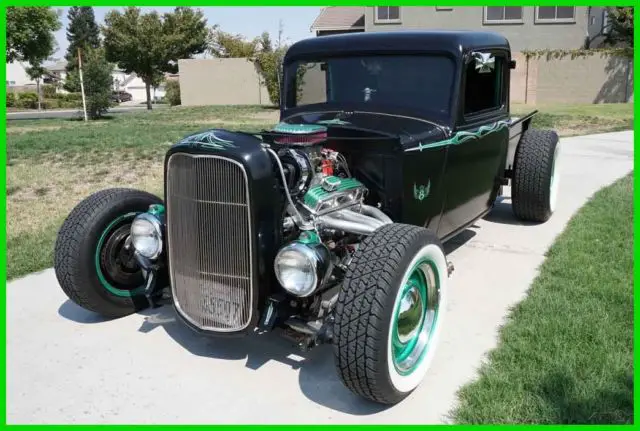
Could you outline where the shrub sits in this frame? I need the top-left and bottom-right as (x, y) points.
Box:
(6, 92), (16, 107)
(56, 92), (82, 102)
(82, 48), (113, 119)
(17, 92), (39, 109)
(42, 84), (57, 98)
(165, 80), (181, 106)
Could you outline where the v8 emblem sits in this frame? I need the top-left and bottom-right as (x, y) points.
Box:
(413, 181), (431, 201)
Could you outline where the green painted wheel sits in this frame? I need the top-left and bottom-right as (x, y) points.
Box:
(94, 212), (147, 298)
(391, 258), (440, 376)
(54, 188), (162, 318)
(334, 223), (448, 405)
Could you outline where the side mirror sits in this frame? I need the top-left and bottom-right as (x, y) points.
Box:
(509, 59), (517, 69)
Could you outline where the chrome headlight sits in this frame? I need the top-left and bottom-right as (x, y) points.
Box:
(274, 241), (330, 297)
(131, 213), (163, 260)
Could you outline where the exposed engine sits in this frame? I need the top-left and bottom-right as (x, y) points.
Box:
(264, 129), (392, 239)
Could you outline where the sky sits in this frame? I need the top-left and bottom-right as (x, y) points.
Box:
(51, 6), (322, 59)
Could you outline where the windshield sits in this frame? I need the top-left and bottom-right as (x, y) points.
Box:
(285, 55), (455, 117)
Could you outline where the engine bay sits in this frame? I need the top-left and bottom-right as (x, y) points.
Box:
(260, 125), (394, 308)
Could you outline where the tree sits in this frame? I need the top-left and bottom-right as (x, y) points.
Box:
(207, 26), (260, 58)
(604, 7), (633, 48)
(207, 28), (287, 105)
(6, 7), (61, 63)
(64, 7), (101, 92)
(25, 64), (47, 110)
(103, 7), (208, 110)
(82, 48), (113, 119)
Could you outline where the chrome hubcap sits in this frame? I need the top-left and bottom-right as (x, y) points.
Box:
(392, 259), (440, 375)
(396, 284), (424, 344)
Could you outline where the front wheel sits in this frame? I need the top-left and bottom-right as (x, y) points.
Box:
(333, 224), (448, 404)
(54, 188), (163, 318)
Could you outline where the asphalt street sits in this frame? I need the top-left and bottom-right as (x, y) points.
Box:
(7, 130), (634, 424)
(6, 105), (165, 120)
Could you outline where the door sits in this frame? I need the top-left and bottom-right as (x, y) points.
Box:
(438, 50), (510, 240)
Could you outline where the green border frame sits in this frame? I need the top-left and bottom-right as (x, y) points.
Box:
(2, 1), (637, 428)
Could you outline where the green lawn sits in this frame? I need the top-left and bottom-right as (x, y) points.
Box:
(452, 173), (634, 424)
(5, 103), (633, 280)
(512, 102), (634, 137)
(6, 105), (278, 280)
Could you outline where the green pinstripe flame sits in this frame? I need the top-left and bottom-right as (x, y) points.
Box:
(179, 131), (237, 150)
(416, 120), (510, 152)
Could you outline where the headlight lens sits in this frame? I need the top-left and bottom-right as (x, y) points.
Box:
(274, 243), (318, 297)
(131, 213), (163, 260)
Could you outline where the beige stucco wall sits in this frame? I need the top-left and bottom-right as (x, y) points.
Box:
(178, 58), (271, 106)
(177, 54), (633, 107)
(298, 63), (327, 105)
(365, 7), (592, 51)
(509, 54), (633, 104)
(534, 55), (633, 104)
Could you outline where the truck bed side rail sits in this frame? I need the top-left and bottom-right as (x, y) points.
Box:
(505, 110), (538, 173)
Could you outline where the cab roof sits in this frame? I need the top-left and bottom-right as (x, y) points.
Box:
(284, 30), (510, 62)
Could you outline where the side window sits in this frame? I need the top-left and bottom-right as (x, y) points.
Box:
(463, 53), (504, 117)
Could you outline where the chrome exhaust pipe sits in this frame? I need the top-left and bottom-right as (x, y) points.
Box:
(316, 206), (391, 235)
(352, 204), (393, 224)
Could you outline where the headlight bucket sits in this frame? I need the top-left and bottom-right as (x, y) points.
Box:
(131, 212), (164, 260)
(274, 240), (331, 297)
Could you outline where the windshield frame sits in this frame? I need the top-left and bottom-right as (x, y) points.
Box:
(281, 52), (461, 127)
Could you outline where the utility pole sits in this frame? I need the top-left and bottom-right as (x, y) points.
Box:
(78, 48), (88, 122)
(276, 19), (284, 104)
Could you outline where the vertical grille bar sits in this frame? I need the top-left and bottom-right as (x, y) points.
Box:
(166, 153), (253, 331)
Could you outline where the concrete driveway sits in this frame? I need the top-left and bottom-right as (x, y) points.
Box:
(7, 131), (634, 424)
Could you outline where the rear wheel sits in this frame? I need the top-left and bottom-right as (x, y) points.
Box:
(333, 224), (448, 404)
(511, 129), (560, 222)
(54, 188), (162, 318)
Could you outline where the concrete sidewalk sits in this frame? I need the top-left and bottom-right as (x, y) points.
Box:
(7, 131), (634, 424)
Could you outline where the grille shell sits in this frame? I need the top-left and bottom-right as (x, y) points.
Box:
(166, 153), (254, 332)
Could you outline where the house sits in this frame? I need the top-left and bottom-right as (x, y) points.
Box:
(45, 59), (68, 87)
(39, 59), (166, 101)
(6, 61), (37, 89)
(114, 72), (166, 102)
(311, 6), (611, 51)
(310, 7), (365, 37)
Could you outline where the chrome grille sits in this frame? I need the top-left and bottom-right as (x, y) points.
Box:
(166, 153), (253, 331)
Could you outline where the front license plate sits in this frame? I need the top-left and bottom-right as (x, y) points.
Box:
(201, 291), (242, 325)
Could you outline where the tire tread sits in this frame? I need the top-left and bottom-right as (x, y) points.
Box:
(511, 128), (558, 222)
(53, 188), (161, 317)
(333, 223), (441, 404)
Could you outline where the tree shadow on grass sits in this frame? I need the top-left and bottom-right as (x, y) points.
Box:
(535, 369), (633, 424)
(66, 114), (117, 122)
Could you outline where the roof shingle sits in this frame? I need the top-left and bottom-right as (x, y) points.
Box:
(310, 7), (365, 31)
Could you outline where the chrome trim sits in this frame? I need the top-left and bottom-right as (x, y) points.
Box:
(166, 153), (253, 332)
(131, 212), (163, 260)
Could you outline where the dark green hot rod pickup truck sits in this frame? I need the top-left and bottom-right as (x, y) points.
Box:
(54, 31), (560, 405)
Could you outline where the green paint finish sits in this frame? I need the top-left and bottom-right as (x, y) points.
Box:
(416, 120), (509, 152)
(392, 275), (426, 365)
(298, 230), (320, 245)
(413, 180), (431, 201)
(179, 130), (237, 150)
(391, 258), (441, 376)
(303, 177), (364, 208)
(95, 212), (147, 298)
(148, 204), (165, 217)
(273, 122), (327, 134)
